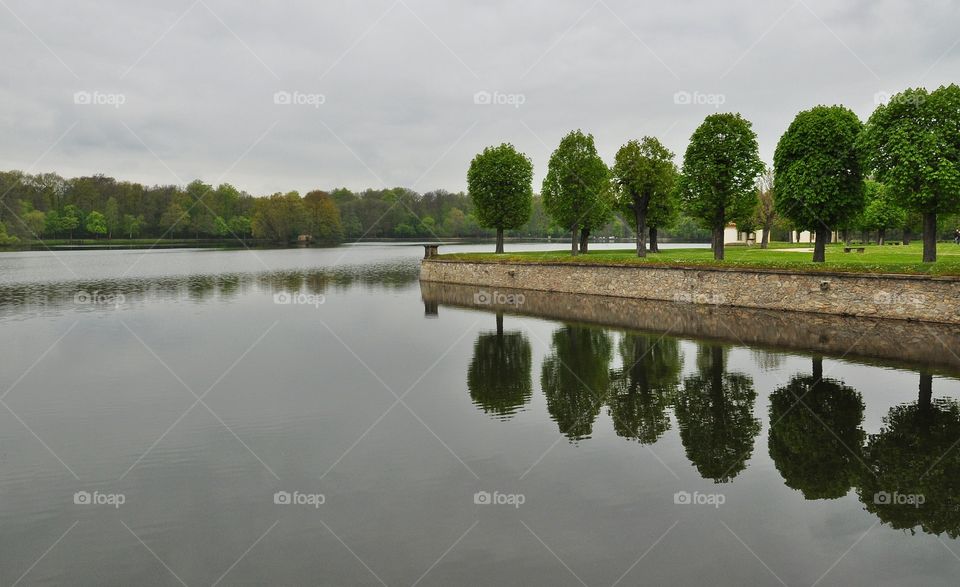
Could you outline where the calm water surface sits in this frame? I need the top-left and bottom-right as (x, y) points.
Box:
(0, 243), (958, 586)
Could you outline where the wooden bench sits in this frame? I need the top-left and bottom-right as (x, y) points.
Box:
(843, 247), (866, 253)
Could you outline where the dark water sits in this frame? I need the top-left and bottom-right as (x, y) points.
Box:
(0, 243), (957, 586)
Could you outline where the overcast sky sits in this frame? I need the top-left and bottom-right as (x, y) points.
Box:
(1, 0), (958, 195)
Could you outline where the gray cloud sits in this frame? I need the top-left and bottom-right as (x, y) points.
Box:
(1, 0), (958, 194)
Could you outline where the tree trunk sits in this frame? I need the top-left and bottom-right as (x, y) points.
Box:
(796, 229), (802, 243)
(570, 225), (578, 256)
(495, 228), (504, 254)
(649, 227), (659, 253)
(813, 227), (827, 262)
(760, 226), (769, 249)
(635, 209), (646, 257)
(903, 228), (911, 246)
(712, 225), (724, 260)
(496, 312), (503, 337)
(843, 229), (851, 246)
(812, 356), (823, 382)
(579, 228), (589, 253)
(922, 212), (937, 263)
(877, 228), (885, 246)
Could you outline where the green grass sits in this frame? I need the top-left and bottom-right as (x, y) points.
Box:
(439, 242), (960, 277)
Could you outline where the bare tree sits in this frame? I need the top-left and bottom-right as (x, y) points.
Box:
(754, 166), (777, 249)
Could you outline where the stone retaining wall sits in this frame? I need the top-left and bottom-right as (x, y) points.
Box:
(420, 259), (960, 324)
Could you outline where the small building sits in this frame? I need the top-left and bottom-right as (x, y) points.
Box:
(723, 223), (758, 245)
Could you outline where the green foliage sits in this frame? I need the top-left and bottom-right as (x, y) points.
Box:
(467, 143), (534, 230)
(84, 210), (107, 236)
(679, 113), (764, 231)
(612, 137), (678, 222)
(774, 105), (866, 230)
(858, 180), (906, 233)
(251, 191), (307, 243)
(303, 190), (345, 243)
(542, 130), (613, 234)
(859, 85), (960, 215)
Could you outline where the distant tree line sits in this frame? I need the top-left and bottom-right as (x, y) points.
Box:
(0, 170), (713, 247)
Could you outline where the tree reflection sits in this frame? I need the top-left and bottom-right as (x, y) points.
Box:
(858, 373), (960, 538)
(466, 313), (533, 419)
(768, 357), (866, 499)
(675, 344), (760, 483)
(607, 334), (682, 444)
(541, 325), (613, 441)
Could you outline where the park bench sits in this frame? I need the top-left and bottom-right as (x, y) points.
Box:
(843, 247), (866, 254)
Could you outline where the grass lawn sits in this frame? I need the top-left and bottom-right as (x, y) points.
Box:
(440, 242), (960, 277)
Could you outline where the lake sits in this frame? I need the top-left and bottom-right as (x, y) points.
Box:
(0, 243), (958, 586)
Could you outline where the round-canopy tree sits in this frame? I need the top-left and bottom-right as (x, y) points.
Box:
(612, 137), (677, 257)
(467, 143), (534, 253)
(858, 85), (960, 263)
(679, 113), (763, 260)
(542, 130), (612, 256)
(774, 105), (866, 262)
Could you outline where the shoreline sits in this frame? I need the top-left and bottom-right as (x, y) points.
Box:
(420, 258), (960, 325)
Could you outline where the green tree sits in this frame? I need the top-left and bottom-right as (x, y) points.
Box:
(104, 197), (120, 239)
(541, 325), (613, 440)
(85, 210), (107, 238)
(612, 137), (677, 257)
(466, 317), (533, 419)
(607, 334), (682, 444)
(774, 105), (866, 262)
(858, 85), (960, 262)
(251, 191), (306, 243)
(674, 344), (760, 482)
(768, 358), (865, 499)
(159, 200), (189, 236)
(679, 113), (763, 260)
(121, 214), (144, 238)
(859, 180), (906, 244)
(227, 215), (251, 238)
(60, 204), (82, 239)
(467, 143), (534, 253)
(542, 130), (613, 256)
(303, 190), (344, 243)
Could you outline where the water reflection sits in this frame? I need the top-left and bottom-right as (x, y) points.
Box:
(675, 344), (760, 483)
(467, 314), (533, 419)
(769, 357), (866, 499)
(541, 325), (613, 441)
(859, 373), (960, 538)
(607, 334), (682, 444)
(0, 263), (419, 319)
